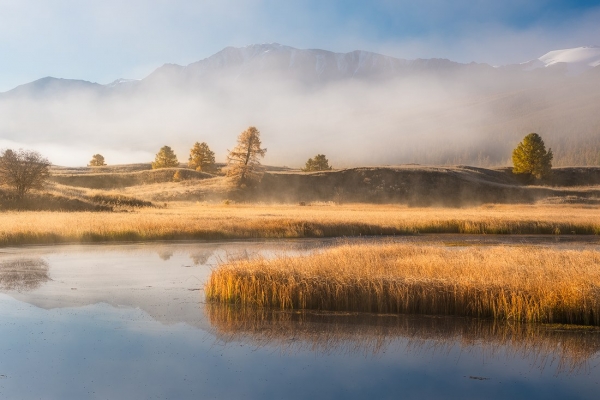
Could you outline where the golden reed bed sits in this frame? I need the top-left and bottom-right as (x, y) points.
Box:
(205, 243), (600, 325)
(0, 203), (599, 246)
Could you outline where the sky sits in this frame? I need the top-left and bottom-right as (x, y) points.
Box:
(1, 0), (600, 92)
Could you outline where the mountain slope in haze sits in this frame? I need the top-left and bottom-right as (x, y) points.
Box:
(145, 43), (479, 86)
(0, 43), (492, 96)
(0, 44), (599, 168)
(3, 43), (596, 95)
(4, 76), (105, 98)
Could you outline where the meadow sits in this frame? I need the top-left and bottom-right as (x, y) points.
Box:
(0, 202), (600, 246)
(205, 242), (600, 325)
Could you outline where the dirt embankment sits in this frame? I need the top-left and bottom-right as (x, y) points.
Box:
(248, 166), (600, 206)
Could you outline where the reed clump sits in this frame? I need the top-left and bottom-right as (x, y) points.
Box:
(205, 243), (600, 325)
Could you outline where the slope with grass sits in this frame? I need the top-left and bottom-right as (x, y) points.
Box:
(249, 166), (600, 206)
(45, 164), (600, 206)
(49, 166), (214, 189)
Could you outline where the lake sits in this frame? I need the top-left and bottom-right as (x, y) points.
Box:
(0, 237), (599, 399)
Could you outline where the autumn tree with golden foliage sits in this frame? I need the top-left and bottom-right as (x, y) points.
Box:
(512, 133), (553, 179)
(0, 149), (51, 199)
(88, 154), (106, 166)
(227, 126), (267, 187)
(188, 142), (216, 172)
(152, 146), (179, 169)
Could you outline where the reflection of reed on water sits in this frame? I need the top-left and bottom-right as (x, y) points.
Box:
(206, 304), (600, 373)
(0, 258), (51, 291)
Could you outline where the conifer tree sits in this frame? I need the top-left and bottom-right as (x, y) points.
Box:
(173, 170), (182, 182)
(226, 126), (267, 187)
(152, 146), (179, 169)
(188, 142), (216, 172)
(88, 154), (106, 166)
(303, 154), (332, 172)
(512, 133), (553, 179)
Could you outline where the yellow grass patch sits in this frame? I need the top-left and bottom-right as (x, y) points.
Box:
(205, 243), (600, 325)
(0, 203), (599, 246)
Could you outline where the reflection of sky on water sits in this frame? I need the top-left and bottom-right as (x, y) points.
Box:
(0, 239), (599, 399)
(1, 295), (598, 400)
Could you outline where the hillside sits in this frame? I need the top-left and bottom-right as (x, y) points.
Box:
(253, 166), (600, 206)
(39, 165), (600, 209)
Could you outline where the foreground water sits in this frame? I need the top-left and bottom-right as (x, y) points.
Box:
(0, 237), (599, 399)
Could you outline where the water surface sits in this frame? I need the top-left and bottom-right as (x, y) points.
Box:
(0, 237), (599, 399)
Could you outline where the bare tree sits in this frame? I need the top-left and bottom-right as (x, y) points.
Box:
(0, 149), (51, 199)
(227, 126), (267, 187)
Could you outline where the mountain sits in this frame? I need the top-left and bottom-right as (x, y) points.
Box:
(4, 76), (105, 98)
(0, 43), (491, 96)
(145, 43), (478, 86)
(0, 44), (599, 167)
(515, 46), (600, 76)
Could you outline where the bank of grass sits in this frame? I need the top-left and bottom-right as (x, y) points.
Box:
(205, 243), (600, 326)
(0, 203), (599, 246)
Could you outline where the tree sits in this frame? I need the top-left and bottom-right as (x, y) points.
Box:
(173, 170), (182, 182)
(88, 154), (106, 166)
(188, 142), (216, 172)
(226, 126), (267, 187)
(303, 154), (332, 172)
(512, 133), (553, 179)
(152, 146), (179, 169)
(0, 149), (51, 199)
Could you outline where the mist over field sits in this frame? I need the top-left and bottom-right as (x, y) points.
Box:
(1, 44), (599, 167)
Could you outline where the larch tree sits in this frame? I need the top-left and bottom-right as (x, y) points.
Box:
(512, 133), (553, 179)
(0, 149), (51, 199)
(303, 154), (332, 172)
(226, 126), (267, 187)
(88, 154), (106, 166)
(188, 142), (216, 172)
(152, 146), (179, 169)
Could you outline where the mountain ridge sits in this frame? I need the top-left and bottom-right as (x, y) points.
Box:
(6, 43), (598, 94)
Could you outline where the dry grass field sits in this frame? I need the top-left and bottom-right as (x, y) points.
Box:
(0, 203), (599, 246)
(205, 242), (600, 325)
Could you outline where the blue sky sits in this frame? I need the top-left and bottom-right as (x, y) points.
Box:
(0, 0), (599, 92)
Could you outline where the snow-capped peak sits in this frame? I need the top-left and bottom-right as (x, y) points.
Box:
(105, 78), (139, 87)
(522, 46), (600, 75)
